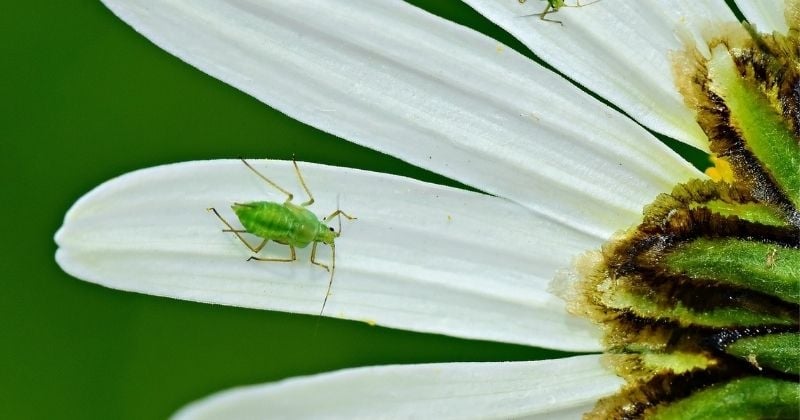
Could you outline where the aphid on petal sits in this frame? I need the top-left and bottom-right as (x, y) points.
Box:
(517, 0), (601, 25)
(208, 159), (356, 316)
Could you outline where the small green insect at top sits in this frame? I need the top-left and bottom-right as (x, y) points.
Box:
(518, 0), (598, 25)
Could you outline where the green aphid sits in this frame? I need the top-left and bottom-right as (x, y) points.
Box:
(517, 0), (600, 25)
(208, 159), (356, 315)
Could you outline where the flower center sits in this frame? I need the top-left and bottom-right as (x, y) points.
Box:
(573, 16), (800, 419)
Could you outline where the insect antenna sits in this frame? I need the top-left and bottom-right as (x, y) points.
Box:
(319, 195), (344, 316)
(319, 243), (335, 316)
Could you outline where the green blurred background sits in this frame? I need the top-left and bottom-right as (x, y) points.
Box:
(2, 1), (717, 419)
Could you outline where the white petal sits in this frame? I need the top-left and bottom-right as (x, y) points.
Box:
(735, 0), (789, 33)
(464, 0), (738, 150)
(101, 0), (703, 240)
(56, 160), (603, 351)
(173, 355), (622, 420)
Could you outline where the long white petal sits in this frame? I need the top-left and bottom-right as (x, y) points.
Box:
(55, 160), (602, 351)
(464, 0), (737, 151)
(735, 0), (789, 33)
(100, 0), (703, 240)
(173, 355), (622, 420)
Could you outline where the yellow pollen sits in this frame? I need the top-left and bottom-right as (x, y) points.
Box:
(705, 155), (735, 183)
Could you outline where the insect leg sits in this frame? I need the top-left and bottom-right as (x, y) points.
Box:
(248, 244), (297, 263)
(569, 0), (601, 8)
(537, 4), (563, 25)
(239, 158), (294, 202)
(291, 159), (315, 207)
(208, 207), (268, 253)
(324, 209), (357, 235)
(518, 3), (563, 25)
(309, 241), (330, 272)
(323, 210), (357, 222)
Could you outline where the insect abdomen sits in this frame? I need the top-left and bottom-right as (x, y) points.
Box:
(232, 201), (315, 247)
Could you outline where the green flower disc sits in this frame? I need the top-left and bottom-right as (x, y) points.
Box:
(574, 6), (800, 418)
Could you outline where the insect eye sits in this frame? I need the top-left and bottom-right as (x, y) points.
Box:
(329, 227), (335, 231)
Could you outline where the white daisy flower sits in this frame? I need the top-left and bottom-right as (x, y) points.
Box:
(54, 0), (795, 418)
